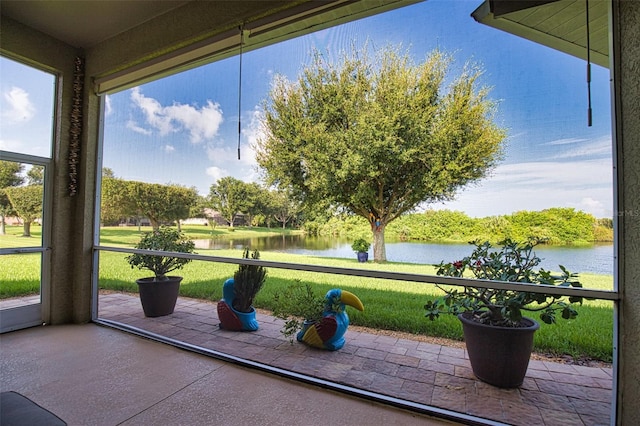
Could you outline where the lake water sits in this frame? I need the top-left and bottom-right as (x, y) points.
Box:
(193, 235), (614, 275)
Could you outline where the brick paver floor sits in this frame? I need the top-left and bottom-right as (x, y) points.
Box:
(97, 292), (612, 426)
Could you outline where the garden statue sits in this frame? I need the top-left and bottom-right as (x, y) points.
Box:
(297, 288), (364, 351)
(217, 249), (267, 331)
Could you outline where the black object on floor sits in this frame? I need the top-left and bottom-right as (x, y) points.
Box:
(0, 391), (66, 426)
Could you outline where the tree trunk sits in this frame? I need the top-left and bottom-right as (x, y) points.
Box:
(22, 221), (32, 237)
(372, 224), (386, 262)
(149, 217), (160, 231)
(0, 215), (5, 235)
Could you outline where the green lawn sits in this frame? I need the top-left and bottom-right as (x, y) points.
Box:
(1, 225), (615, 362)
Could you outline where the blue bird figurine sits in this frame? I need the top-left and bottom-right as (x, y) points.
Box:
(297, 288), (364, 351)
(217, 278), (260, 331)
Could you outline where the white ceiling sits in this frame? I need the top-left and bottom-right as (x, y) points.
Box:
(472, 0), (609, 67)
(0, 0), (191, 48)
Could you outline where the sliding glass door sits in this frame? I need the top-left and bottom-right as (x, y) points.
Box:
(0, 57), (55, 333)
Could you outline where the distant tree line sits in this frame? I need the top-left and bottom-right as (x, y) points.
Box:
(3, 162), (613, 246)
(306, 208), (613, 245)
(100, 170), (301, 230)
(98, 173), (613, 246)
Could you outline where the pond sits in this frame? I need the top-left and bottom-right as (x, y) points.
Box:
(193, 235), (614, 275)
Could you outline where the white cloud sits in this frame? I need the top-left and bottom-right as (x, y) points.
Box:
(206, 166), (228, 183)
(165, 101), (223, 143)
(543, 137), (586, 146)
(492, 158), (612, 188)
(126, 119), (152, 135)
(430, 158), (613, 218)
(0, 138), (25, 151)
(570, 197), (608, 217)
(201, 107), (263, 190)
(2, 87), (35, 123)
(104, 95), (113, 116)
(129, 87), (223, 143)
(163, 144), (175, 153)
(130, 87), (174, 135)
(240, 108), (265, 170)
(547, 135), (612, 160)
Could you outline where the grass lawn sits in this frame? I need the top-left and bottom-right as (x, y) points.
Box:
(1, 225), (615, 362)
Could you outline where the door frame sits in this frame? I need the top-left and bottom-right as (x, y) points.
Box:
(0, 151), (53, 333)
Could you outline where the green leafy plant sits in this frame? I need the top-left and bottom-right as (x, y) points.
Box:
(351, 238), (371, 253)
(424, 239), (583, 327)
(126, 226), (195, 281)
(232, 248), (267, 313)
(272, 281), (326, 342)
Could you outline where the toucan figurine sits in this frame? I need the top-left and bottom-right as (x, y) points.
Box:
(217, 278), (259, 331)
(297, 288), (364, 351)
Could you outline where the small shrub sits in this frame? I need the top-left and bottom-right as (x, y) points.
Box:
(126, 227), (195, 280)
(351, 238), (371, 253)
(232, 248), (267, 312)
(272, 281), (325, 342)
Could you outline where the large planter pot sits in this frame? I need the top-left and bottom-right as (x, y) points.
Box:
(136, 276), (182, 317)
(458, 312), (540, 388)
(356, 252), (369, 262)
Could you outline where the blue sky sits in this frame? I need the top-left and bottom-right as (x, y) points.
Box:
(1, 0), (613, 219)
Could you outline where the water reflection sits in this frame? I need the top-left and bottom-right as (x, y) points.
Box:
(193, 235), (350, 251)
(193, 235), (614, 275)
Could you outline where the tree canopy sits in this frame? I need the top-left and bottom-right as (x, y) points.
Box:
(26, 165), (44, 185)
(101, 178), (198, 230)
(207, 177), (249, 227)
(256, 45), (506, 261)
(271, 189), (301, 229)
(4, 185), (43, 237)
(0, 160), (25, 235)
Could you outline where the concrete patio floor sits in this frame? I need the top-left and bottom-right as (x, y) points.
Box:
(0, 323), (456, 426)
(93, 292), (613, 426)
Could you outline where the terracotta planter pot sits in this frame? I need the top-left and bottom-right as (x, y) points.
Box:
(136, 276), (182, 317)
(458, 312), (540, 388)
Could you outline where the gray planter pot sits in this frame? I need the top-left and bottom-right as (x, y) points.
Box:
(136, 276), (182, 317)
(458, 312), (540, 388)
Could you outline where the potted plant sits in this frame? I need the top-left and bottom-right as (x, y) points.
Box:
(351, 238), (371, 262)
(424, 238), (583, 388)
(272, 281), (364, 351)
(126, 226), (195, 317)
(217, 248), (267, 331)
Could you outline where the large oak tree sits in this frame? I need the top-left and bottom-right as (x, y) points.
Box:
(256, 46), (506, 261)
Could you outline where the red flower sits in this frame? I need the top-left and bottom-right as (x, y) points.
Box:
(453, 261), (463, 269)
